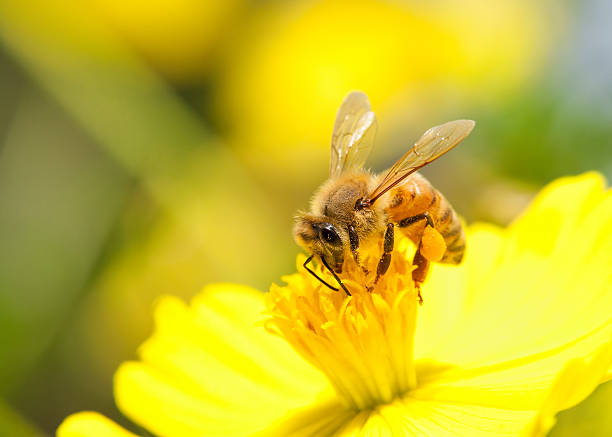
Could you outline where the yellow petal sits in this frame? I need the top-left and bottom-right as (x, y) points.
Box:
(335, 397), (534, 436)
(419, 174), (612, 366)
(524, 335), (612, 436)
(353, 337), (612, 437)
(405, 173), (612, 433)
(264, 336), (612, 436)
(114, 284), (333, 437)
(415, 222), (505, 358)
(254, 398), (355, 437)
(506, 172), (606, 257)
(411, 327), (611, 410)
(57, 412), (138, 437)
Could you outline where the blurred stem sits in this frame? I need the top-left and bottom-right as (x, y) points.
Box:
(0, 400), (47, 437)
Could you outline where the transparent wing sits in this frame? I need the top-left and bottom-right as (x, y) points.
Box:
(367, 119), (475, 204)
(330, 91), (378, 177)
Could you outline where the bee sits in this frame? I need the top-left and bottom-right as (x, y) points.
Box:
(293, 91), (474, 300)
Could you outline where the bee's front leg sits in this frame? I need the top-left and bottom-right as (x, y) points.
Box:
(349, 224), (370, 276)
(348, 224), (361, 265)
(374, 223), (394, 285)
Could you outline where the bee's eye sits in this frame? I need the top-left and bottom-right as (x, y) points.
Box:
(321, 226), (340, 244)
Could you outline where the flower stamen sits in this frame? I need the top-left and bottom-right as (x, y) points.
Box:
(265, 236), (419, 410)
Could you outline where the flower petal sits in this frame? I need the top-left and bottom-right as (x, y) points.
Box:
(417, 173), (612, 367)
(403, 174), (612, 434)
(114, 284), (333, 437)
(57, 412), (138, 437)
(335, 397), (534, 436)
(411, 330), (612, 410)
(524, 335), (612, 436)
(254, 398), (356, 437)
(415, 222), (505, 358)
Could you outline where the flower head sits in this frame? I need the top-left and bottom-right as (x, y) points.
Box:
(58, 173), (612, 437)
(266, 236), (420, 411)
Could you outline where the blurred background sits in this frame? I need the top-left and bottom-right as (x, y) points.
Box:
(0, 0), (610, 435)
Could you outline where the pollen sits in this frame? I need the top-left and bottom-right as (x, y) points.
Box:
(421, 225), (446, 262)
(264, 236), (419, 410)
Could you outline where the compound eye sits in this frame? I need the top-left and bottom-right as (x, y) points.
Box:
(320, 225), (340, 245)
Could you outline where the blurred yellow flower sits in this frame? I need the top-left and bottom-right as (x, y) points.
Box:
(91, 0), (247, 82)
(219, 0), (560, 155)
(0, 0), (246, 83)
(58, 173), (612, 436)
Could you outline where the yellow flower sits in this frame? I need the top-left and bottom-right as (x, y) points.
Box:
(58, 173), (612, 436)
(219, 0), (561, 154)
(0, 0), (246, 83)
(91, 0), (247, 82)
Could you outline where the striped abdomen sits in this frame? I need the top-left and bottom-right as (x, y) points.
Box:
(384, 172), (466, 264)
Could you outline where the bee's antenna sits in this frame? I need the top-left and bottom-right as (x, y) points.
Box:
(320, 256), (352, 297)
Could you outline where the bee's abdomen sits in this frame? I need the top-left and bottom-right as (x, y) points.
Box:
(436, 196), (466, 264)
(386, 174), (465, 265)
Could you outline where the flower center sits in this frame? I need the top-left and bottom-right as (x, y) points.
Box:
(264, 237), (419, 410)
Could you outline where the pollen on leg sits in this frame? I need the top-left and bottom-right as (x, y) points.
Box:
(421, 226), (446, 262)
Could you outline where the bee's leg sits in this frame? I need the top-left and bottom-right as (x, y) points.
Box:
(320, 256), (352, 296)
(348, 225), (369, 275)
(411, 247), (429, 305)
(398, 212), (434, 229)
(374, 223), (394, 285)
(303, 255), (339, 292)
(348, 225), (361, 265)
(399, 212), (435, 304)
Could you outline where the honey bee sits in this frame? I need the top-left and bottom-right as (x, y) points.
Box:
(294, 91), (474, 300)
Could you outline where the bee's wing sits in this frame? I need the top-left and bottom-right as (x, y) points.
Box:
(367, 120), (475, 204)
(330, 91), (378, 177)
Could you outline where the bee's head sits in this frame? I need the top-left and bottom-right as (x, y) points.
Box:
(293, 213), (346, 272)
